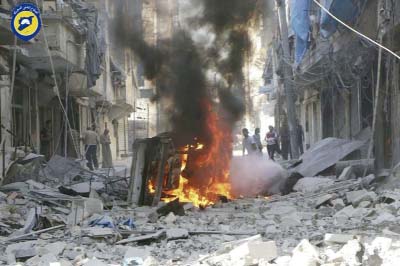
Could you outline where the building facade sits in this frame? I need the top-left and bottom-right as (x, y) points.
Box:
(0, 0), (147, 173)
(265, 0), (400, 168)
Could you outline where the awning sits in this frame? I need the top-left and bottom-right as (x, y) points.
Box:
(108, 103), (134, 120)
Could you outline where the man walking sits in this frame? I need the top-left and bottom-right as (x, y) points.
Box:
(242, 128), (257, 156)
(40, 120), (52, 161)
(296, 121), (305, 155)
(265, 126), (280, 161)
(81, 125), (99, 170)
(253, 128), (263, 154)
(280, 122), (291, 160)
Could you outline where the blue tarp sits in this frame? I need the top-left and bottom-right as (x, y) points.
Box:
(320, 0), (363, 38)
(320, 0), (334, 38)
(291, 0), (311, 64)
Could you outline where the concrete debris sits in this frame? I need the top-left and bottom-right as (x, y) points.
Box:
(2, 161), (400, 265)
(346, 189), (377, 206)
(290, 240), (320, 266)
(338, 166), (355, 180)
(290, 138), (365, 177)
(166, 228), (189, 240)
(293, 177), (335, 193)
(324, 234), (357, 244)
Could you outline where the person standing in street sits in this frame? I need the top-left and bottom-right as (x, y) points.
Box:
(253, 128), (263, 154)
(296, 120), (305, 155)
(242, 128), (257, 156)
(265, 126), (280, 161)
(100, 128), (113, 168)
(40, 120), (52, 161)
(81, 125), (99, 170)
(280, 121), (291, 160)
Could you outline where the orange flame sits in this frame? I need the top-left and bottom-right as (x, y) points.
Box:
(161, 101), (233, 207)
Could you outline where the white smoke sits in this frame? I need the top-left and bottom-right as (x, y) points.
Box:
(230, 156), (288, 197)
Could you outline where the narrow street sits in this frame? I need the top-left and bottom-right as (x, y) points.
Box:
(1, 0), (400, 265)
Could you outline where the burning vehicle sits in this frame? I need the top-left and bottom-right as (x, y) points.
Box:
(128, 103), (233, 208)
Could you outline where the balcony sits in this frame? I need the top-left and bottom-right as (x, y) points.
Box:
(67, 73), (101, 97)
(16, 11), (84, 73)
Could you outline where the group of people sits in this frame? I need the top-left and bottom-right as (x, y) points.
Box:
(81, 125), (113, 170)
(242, 122), (305, 161)
(40, 121), (113, 171)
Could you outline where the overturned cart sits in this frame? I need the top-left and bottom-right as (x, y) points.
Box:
(128, 133), (199, 206)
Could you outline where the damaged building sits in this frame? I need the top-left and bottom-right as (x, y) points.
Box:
(0, 0), (177, 178)
(2, 0), (400, 266)
(265, 0), (400, 168)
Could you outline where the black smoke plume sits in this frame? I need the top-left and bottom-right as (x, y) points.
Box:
(112, 0), (260, 146)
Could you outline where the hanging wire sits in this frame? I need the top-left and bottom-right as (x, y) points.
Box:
(312, 0), (400, 61)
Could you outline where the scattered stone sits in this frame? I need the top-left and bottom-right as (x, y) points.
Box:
(366, 237), (392, 258)
(14, 248), (37, 260)
(338, 166), (355, 180)
(70, 182), (105, 194)
(332, 239), (364, 265)
(315, 194), (334, 208)
(293, 177), (335, 193)
(123, 247), (152, 265)
(334, 205), (356, 219)
(324, 234), (356, 244)
(290, 239), (320, 266)
(372, 211), (396, 225)
(247, 241), (278, 262)
(331, 198), (345, 210)
(164, 212), (177, 224)
(346, 190), (377, 206)
(358, 201), (371, 208)
(39, 241), (67, 256)
(83, 258), (108, 266)
(166, 228), (189, 240)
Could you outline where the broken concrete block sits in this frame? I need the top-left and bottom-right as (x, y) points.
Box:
(372, 211), (396, 225)
(14, 248), (37, 260)
(331, 198), (345, 210)
(335, 239), (363, 265)
(123, 247), (152, 265)
(83, 258), (108, 266)
(228, 240), (278, 265)
(164, 212), (177, 224)
(324, 234), (356, 244)
(5, 240), (37, 264)
(166, 228), (189, 240)
(70, 182), (105, 194)
(84, 227), (115, 237)
(148, 212), (159, 223)
(361, 174), (378, 187)
(366, 237), (392, 258)
(39, 241), (67, 256)
(315, 194), (334, 208)
(358, 201), (371, 208)
(67, 198), (103, 225)
(143, 256), (159, 266)
(338, 166), (355, 180)
(293, 177), (335, 193)
(25, 254), (61, 266)
(334, 205), (356, 219)
(247, 241), (278, 262)
(346, 190), (377, 206)
(290, 239), (320, 266)
(281, 216), (302, 228)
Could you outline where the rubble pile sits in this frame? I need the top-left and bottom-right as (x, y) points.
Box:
(1, 167), (400, 265)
